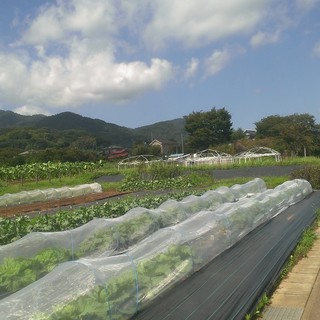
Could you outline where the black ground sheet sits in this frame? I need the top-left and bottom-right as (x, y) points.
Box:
(132, 191), (320, 320)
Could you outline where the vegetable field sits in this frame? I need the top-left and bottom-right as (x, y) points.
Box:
(0, 178), (314, 319)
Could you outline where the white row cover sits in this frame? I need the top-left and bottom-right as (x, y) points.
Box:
(0, 183), (102, 207)
(0, 179), (312, 319)
(0, 179), (266, 299)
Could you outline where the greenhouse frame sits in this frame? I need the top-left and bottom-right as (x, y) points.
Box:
(117, 155), (163, 169)
(234, 147), (282, 163)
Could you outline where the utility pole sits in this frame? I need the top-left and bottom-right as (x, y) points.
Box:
(181, 133), (184, 154)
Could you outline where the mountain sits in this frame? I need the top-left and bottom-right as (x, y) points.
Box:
(134, 118), (186, 142)
(0, 110), (186, 148)
(0, 110), (45, 127)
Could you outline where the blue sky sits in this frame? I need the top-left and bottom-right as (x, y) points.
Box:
(0, 0), (320, 130)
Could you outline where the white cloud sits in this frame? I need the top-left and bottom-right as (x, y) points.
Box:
(143, 0), (270, 49)
(0, 47), (174, 109)
(185, 58), (199, 79)
(22, 0), (116, 46)
(14, 105), (51, 116)
(0, 0), (175, 112)
(1, 0), (315, 116)
(203, 46), (245, 78)
(205, 50), (231, 77)
(250, 31), (280, 47)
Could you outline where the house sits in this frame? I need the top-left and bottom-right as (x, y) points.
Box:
(244, 129), (257, 140)
(105, 145), (129, 160)
(149, 139), (178, 155)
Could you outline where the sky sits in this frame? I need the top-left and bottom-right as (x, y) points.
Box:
(0, 0), (320, 130)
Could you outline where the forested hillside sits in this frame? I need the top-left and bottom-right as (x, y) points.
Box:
(0, 110), (186, 165)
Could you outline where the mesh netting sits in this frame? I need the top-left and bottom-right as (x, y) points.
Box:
(0, 183), (102, 207)
(0, 179), (312, 319)
(0, 180), (265, 263)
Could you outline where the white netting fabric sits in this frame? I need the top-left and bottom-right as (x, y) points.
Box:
(0, 179), (312, 319)
(0, 183), (102, 207)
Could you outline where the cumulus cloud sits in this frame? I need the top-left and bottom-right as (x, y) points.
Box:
(0, 0), (175, 113)
(22, 0), (116, 46)
(0, 48), (173, 108)
(0, 0), (314, 115)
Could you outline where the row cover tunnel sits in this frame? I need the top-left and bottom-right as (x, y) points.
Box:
(0, 183), (102, 207)
(0, 178), (313, 319)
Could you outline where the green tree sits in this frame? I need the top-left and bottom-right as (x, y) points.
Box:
(231, 128), (246, 141)
(255, 113), (318, 156)
(184, 107), (233, 151)
(131, 143), (161, 156)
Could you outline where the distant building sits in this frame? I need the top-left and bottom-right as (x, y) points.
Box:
(149, 139), (178, 155)
(105, 146), (129, 160)
(244, 129), (256, 140)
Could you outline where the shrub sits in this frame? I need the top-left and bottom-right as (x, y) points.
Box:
(290, 166), (320, 189)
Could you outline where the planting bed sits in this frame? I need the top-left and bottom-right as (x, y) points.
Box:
(0, 190), (129, 218)
(0, 166), (300, 219)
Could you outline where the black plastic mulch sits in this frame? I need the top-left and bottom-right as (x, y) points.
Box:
(132, 191), (320, 320)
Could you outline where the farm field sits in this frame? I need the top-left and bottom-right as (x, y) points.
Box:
(0, 164), (303, 218)
(0, 161), (319, 319)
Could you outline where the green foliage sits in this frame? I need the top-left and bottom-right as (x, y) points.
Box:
(0, 248), (72, 295)
(130, 143), (162, 156)
(119, 176), (195, 192)
(76, 211), (159, 256)
(119, 162), (215, 192)
(127, 162), (182, 181)
(0, 161), (103, 187)
(290, 165), (320, 189)
(255, 113), (319, 156)
(37, 244), (194, 320)
(281, 226), (318, 279)
(0, 193), (190, 245)
(252, 293), (270, 318)
(33, 286), (108, 320)
(184, 107), (233, 151)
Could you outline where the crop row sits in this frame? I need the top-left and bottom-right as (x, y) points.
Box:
(0, 161), (103, 184)
(0, 179), (313, 320)
(0, 179), (266, 297)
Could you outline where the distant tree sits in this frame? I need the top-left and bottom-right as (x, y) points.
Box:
(71, 136), (97, 150)
(184, 107), (233, 151)
(255, 115), (284, 138)
(255, 113), (318, 156)
(231, 128), (246, 141)
(131, 143), (161, 156)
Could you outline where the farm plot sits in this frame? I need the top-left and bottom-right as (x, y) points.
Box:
(0, 179), (313, 319)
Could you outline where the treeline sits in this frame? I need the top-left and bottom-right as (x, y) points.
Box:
(0, 108), (319, 166)
(0, 127), (103, 166)
(183, 108), (320, 158)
